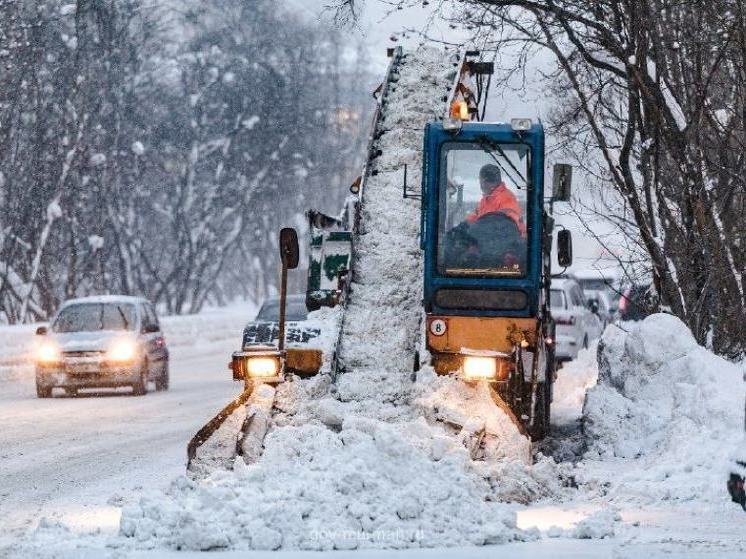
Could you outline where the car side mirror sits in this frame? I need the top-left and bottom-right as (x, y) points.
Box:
(143, 324), (159, 333)
(557, 229), (573, 268)
(552, 163), (573, 202)
(36, 326), (47, 336)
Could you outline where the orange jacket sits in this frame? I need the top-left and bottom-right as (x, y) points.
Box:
(466, 183), (526, 237)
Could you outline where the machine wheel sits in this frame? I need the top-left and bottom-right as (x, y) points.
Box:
(530, 382), (551, 441)
(132, 361), (149, 396)
(155, 363), (170, 392)
(36, 382), (52, 398)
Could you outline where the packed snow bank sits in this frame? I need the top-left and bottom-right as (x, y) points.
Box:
(121, 413), (529, 551)
(120, 366), (564, 552)
(551, 344), (598, 425)
(582, 314), (745, 502)
(415, 369), (532, 464)
(0, 323), (38, 371)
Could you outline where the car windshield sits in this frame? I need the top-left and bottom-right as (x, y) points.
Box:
(437, 141), (530, 277)
(52, 303), (136, 333)
(255, 298), (308, 322)
(550, 290), (566, 309)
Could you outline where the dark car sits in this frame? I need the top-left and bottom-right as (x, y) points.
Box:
(617, 284), (659, 321)
(242, 295), (320, 347)
(34, 296), (169, 397)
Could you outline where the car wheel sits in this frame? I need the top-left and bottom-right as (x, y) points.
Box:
(132, 361), (149, 396)
(36, 382), (52, 398)
(155, 363), (169, 392)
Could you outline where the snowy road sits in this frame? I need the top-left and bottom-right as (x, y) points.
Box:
(1, 313), (744, 558)
(0, 335), (240, 546)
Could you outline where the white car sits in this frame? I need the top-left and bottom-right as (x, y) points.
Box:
(550, 278), (603, 362)
(34, 295), (169, 397)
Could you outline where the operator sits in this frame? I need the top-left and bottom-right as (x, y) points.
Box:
(444, 164), (526, 271)
(466, 164), (526, 237)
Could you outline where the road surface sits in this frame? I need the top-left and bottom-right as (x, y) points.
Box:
(0, 338), (240, 546)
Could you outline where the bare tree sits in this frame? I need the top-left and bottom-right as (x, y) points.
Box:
(342, 0), (745, 355)
(0, 0), (373, 321)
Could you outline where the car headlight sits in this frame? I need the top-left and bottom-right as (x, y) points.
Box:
(36, 342), (62, 364)
(462, 356), (498, 381)
(107, 340), (138, 363)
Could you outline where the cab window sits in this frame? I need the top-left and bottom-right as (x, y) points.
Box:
(437, 141), (530, 277)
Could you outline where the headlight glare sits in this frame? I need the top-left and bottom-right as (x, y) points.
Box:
(37, 342), (62, 364)
(462, 356), (497, 381)
(108, 340), (138, 362)
(246, 356), (280, 378)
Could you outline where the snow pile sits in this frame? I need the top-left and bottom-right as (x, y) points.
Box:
(582, 314), (745, 502)
(0, 323), (38, 372)
(571, 509), (619, 539)
(551, 344), (598, 425)
(121, 413), (532, 551)
(415, 369), (532, 465)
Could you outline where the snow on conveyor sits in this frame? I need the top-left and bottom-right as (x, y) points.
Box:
(120, 48), (554, 552)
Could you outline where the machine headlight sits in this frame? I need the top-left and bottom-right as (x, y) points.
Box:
(36, 342), (62, 364)
(107, 340), (138, 363)
(462, 356), (498, 381)
(246, 356), (280, 379)
(231, 350), (283, 382)
(510, 118), (532, 131)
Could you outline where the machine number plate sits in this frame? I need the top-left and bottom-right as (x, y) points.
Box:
(429, 319), (447, 336)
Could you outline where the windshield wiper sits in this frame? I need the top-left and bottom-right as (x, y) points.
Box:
(116, 306), (130, 330)
(474, 135), (528, 188)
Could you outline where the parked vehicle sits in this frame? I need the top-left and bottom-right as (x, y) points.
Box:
(34, 296), (169, 397)
(618, 283), (658, 321)
(574, 267), (623, 316)
(550, 278), (603, 362)
(242, 294), (319, 347)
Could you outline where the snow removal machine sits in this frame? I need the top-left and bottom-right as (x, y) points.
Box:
(308, 49), (573, 441)
(419, 66), (572, 441)
(187, 48), (573, 472)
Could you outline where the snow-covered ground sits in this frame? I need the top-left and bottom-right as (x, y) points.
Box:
(1, 311), (745, 558)
(0, 303), (254, 554)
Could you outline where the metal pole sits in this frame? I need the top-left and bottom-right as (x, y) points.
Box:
(278, 261), (288, 352)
